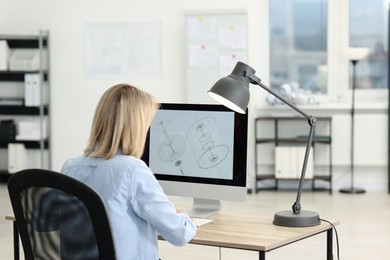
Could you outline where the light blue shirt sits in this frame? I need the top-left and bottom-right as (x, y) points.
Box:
(61, 154), (197, 260)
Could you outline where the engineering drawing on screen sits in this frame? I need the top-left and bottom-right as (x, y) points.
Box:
(186, 118), (229, 169)
(156, 119), (187, 174)
(149, 110), (234, 180)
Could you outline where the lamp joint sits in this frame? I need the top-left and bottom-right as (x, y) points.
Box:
(292, 202), (301, 214)
(308, 115), (317, 127)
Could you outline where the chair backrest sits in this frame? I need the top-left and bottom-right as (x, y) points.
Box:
(8, 169), (116, 260)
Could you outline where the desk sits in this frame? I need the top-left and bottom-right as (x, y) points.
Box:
(176, 212), (337, 260)
(7, 212), (339, 260)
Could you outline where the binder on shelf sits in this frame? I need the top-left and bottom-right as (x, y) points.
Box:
(8, 143), (28, 173)
(24, 73), (48, 106)
(275, 146), (313, 179)
(0, 40), (10, 71)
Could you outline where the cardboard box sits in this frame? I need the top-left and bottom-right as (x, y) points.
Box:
(15, 120), (48, 141)
(9, 49), (48, 71)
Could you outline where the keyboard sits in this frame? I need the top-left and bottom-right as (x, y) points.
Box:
(191, 217), (214, 227)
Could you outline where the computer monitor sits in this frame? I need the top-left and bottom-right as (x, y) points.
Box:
(142, 103), (248, 218)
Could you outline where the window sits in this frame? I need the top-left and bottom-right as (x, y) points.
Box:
(349, 0), (389, 89)
(269, 0), (328, 97)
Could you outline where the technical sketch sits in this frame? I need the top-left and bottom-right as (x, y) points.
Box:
(186, 117), (229, 169)
(155, 119), (186, 174)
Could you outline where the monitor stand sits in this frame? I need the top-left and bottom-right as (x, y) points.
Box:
(185, 198), (221, 218)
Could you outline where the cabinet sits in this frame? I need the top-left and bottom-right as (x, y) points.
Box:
(0, 31), (50, 182)
(254, 116), (332, 194)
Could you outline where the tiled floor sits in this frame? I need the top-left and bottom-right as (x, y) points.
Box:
(1, 183), (390, 259)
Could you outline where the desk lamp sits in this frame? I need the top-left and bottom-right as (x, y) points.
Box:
(208, 61), (320, 227)
(339, 47), (369, 194)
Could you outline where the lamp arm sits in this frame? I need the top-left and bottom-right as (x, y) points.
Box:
(245, 71), (311, 119)
(245, 69), (318, 214)
(292, 124), (315, 214)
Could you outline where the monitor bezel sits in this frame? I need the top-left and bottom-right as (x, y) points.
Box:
(142, 103), (248, 188)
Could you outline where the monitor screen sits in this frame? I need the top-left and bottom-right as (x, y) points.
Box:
(142, 103), (248, 217)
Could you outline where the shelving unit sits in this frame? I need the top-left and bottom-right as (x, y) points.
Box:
(254, 116), (332, 194)
(0, 31), (50, 182)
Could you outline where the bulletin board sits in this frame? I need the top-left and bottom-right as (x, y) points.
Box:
(185, 11), (248, 103)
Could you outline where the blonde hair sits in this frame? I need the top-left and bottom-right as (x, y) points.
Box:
(84, 83), (158, 159)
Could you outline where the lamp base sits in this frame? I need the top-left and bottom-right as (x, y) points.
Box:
(273, 210), (320, 227)
(339, 188), (366, 194)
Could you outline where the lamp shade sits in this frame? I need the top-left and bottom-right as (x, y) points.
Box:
(344, 47), (370, 61)
(208, 62), (254, 114)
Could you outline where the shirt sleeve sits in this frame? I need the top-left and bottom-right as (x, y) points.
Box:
(129, 161), (197, 247)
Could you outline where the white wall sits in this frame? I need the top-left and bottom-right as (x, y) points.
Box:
(0, 0), (267, 175)
(1, 0), (388, 191)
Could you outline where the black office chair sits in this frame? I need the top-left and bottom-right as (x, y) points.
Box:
(7, 169), (116, 260)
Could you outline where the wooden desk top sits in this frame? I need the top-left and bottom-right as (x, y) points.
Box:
(6, 212), (339, 252)
(191, 211), (339, 252)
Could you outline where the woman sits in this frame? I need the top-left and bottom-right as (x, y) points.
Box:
(61, 83), (197, 259)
